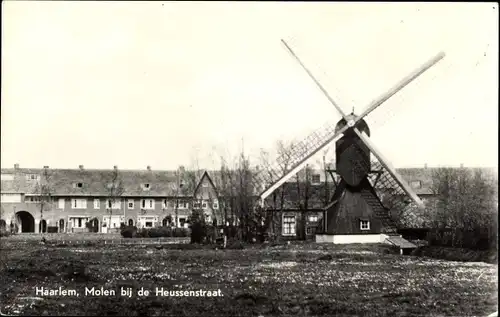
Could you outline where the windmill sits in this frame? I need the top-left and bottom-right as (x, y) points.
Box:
(253, 39), (445, 241)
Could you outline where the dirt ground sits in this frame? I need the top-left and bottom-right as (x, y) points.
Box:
(0, 238), (497, 316)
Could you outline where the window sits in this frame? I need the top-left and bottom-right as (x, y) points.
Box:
(162, 199), (167, 209)
(1, 174), (14, 181)
(308, 215), (319, 222)
(179, 218), (186, 227)
(26, 174), (39, 181)
(306, 227), (316, 235)
(312, 174), (321, 184)
(283, 215), (296, 236)
(202, 201), (208, 209)
(70, 217), (88, 228)
(106, 200), (121, 209)
(94, 199), (100, 209)
(142, 183), (151, 191)
(72, 199), (87, 209)
(178, 200), (188, 209)
(360, 220), (370, 231)
(204, 213), (211, 223)
(58, 198), (65, 209)
(213, 200), (219, 209)
(202, 182), (208, 188)
(141, 199), (155, 210)
(128, 199), (134, 209)
(193, 201), (201, 209)
(137, 216), (156, 228)
(410, 180), (422, 189)
(26, 196), (41, 203)
(73, 182), (84, 188)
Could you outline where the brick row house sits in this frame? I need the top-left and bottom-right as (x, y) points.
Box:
(0, 165), (223, 233)
(1, 163), (495, 237)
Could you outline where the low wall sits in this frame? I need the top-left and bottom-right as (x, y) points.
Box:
(316, 234), (389, 244)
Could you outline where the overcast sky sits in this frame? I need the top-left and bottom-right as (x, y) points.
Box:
(1, 2), (498, 171)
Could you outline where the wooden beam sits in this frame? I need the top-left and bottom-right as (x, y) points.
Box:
(356, 52), (445, 122)
(281, 39), (349, 120)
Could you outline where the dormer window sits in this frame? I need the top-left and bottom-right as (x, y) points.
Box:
(26, 174), (40, 181)
(73, 182), (84, 188)
(142, 183), (151, 191)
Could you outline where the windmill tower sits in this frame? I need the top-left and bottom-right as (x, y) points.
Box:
(253, 39), (445, 246)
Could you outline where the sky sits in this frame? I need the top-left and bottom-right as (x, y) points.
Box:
(1, 2), (498, 171)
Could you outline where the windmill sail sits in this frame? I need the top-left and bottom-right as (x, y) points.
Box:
(253, 120), (345, 201)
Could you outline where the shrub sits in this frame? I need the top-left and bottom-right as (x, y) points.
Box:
(173, 227), (189, 237)
(120, 225), (137, 238)
(0, 229), (11, 237)
(149, 227), (173, 238)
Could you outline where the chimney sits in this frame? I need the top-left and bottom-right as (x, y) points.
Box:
(113, 165), (118, 170)
(14, 163), (19, 169)
(179, 165), (185, 173)
(424, 163), (427, 169)
(460, 163), (464, 168)
(147, 166), (151, 171)
(79, 165), (84, 170)
(43, 166), (49, 169)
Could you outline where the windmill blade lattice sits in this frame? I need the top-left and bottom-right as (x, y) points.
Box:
(252, 120), (339, 196)
(366, 158), (425, 228)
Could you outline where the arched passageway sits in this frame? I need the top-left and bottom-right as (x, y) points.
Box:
(15, 211), (35, 233)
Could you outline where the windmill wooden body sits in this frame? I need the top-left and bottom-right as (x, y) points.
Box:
(254, 39), (445, 245)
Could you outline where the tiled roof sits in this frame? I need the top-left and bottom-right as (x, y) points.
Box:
(2, 166), (495, 199)
(264, 182), (330, 210)
(1, 168), (204, 197)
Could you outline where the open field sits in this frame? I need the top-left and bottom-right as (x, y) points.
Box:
(0, 239), (497, 316)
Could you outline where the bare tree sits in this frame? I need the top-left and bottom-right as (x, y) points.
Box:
(180, 166), (198, 227)
(35, 167), (53, 234)
(104, 168), (124, 233)
(294, 164), (313, 240)
(257, 140), (298, 239)
(428, 167), (497, 248)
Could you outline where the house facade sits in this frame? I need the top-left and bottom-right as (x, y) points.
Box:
(0, 165), (221, 234)
(263, 165), (497, 240)
(1, 163), (495, 238)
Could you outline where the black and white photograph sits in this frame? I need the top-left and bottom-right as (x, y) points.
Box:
(1, 2), (498, 316)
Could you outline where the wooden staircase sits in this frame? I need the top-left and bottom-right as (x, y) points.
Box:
(360, 185), (398, 234)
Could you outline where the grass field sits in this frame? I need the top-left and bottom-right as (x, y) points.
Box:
(0, 237), (497, 316)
